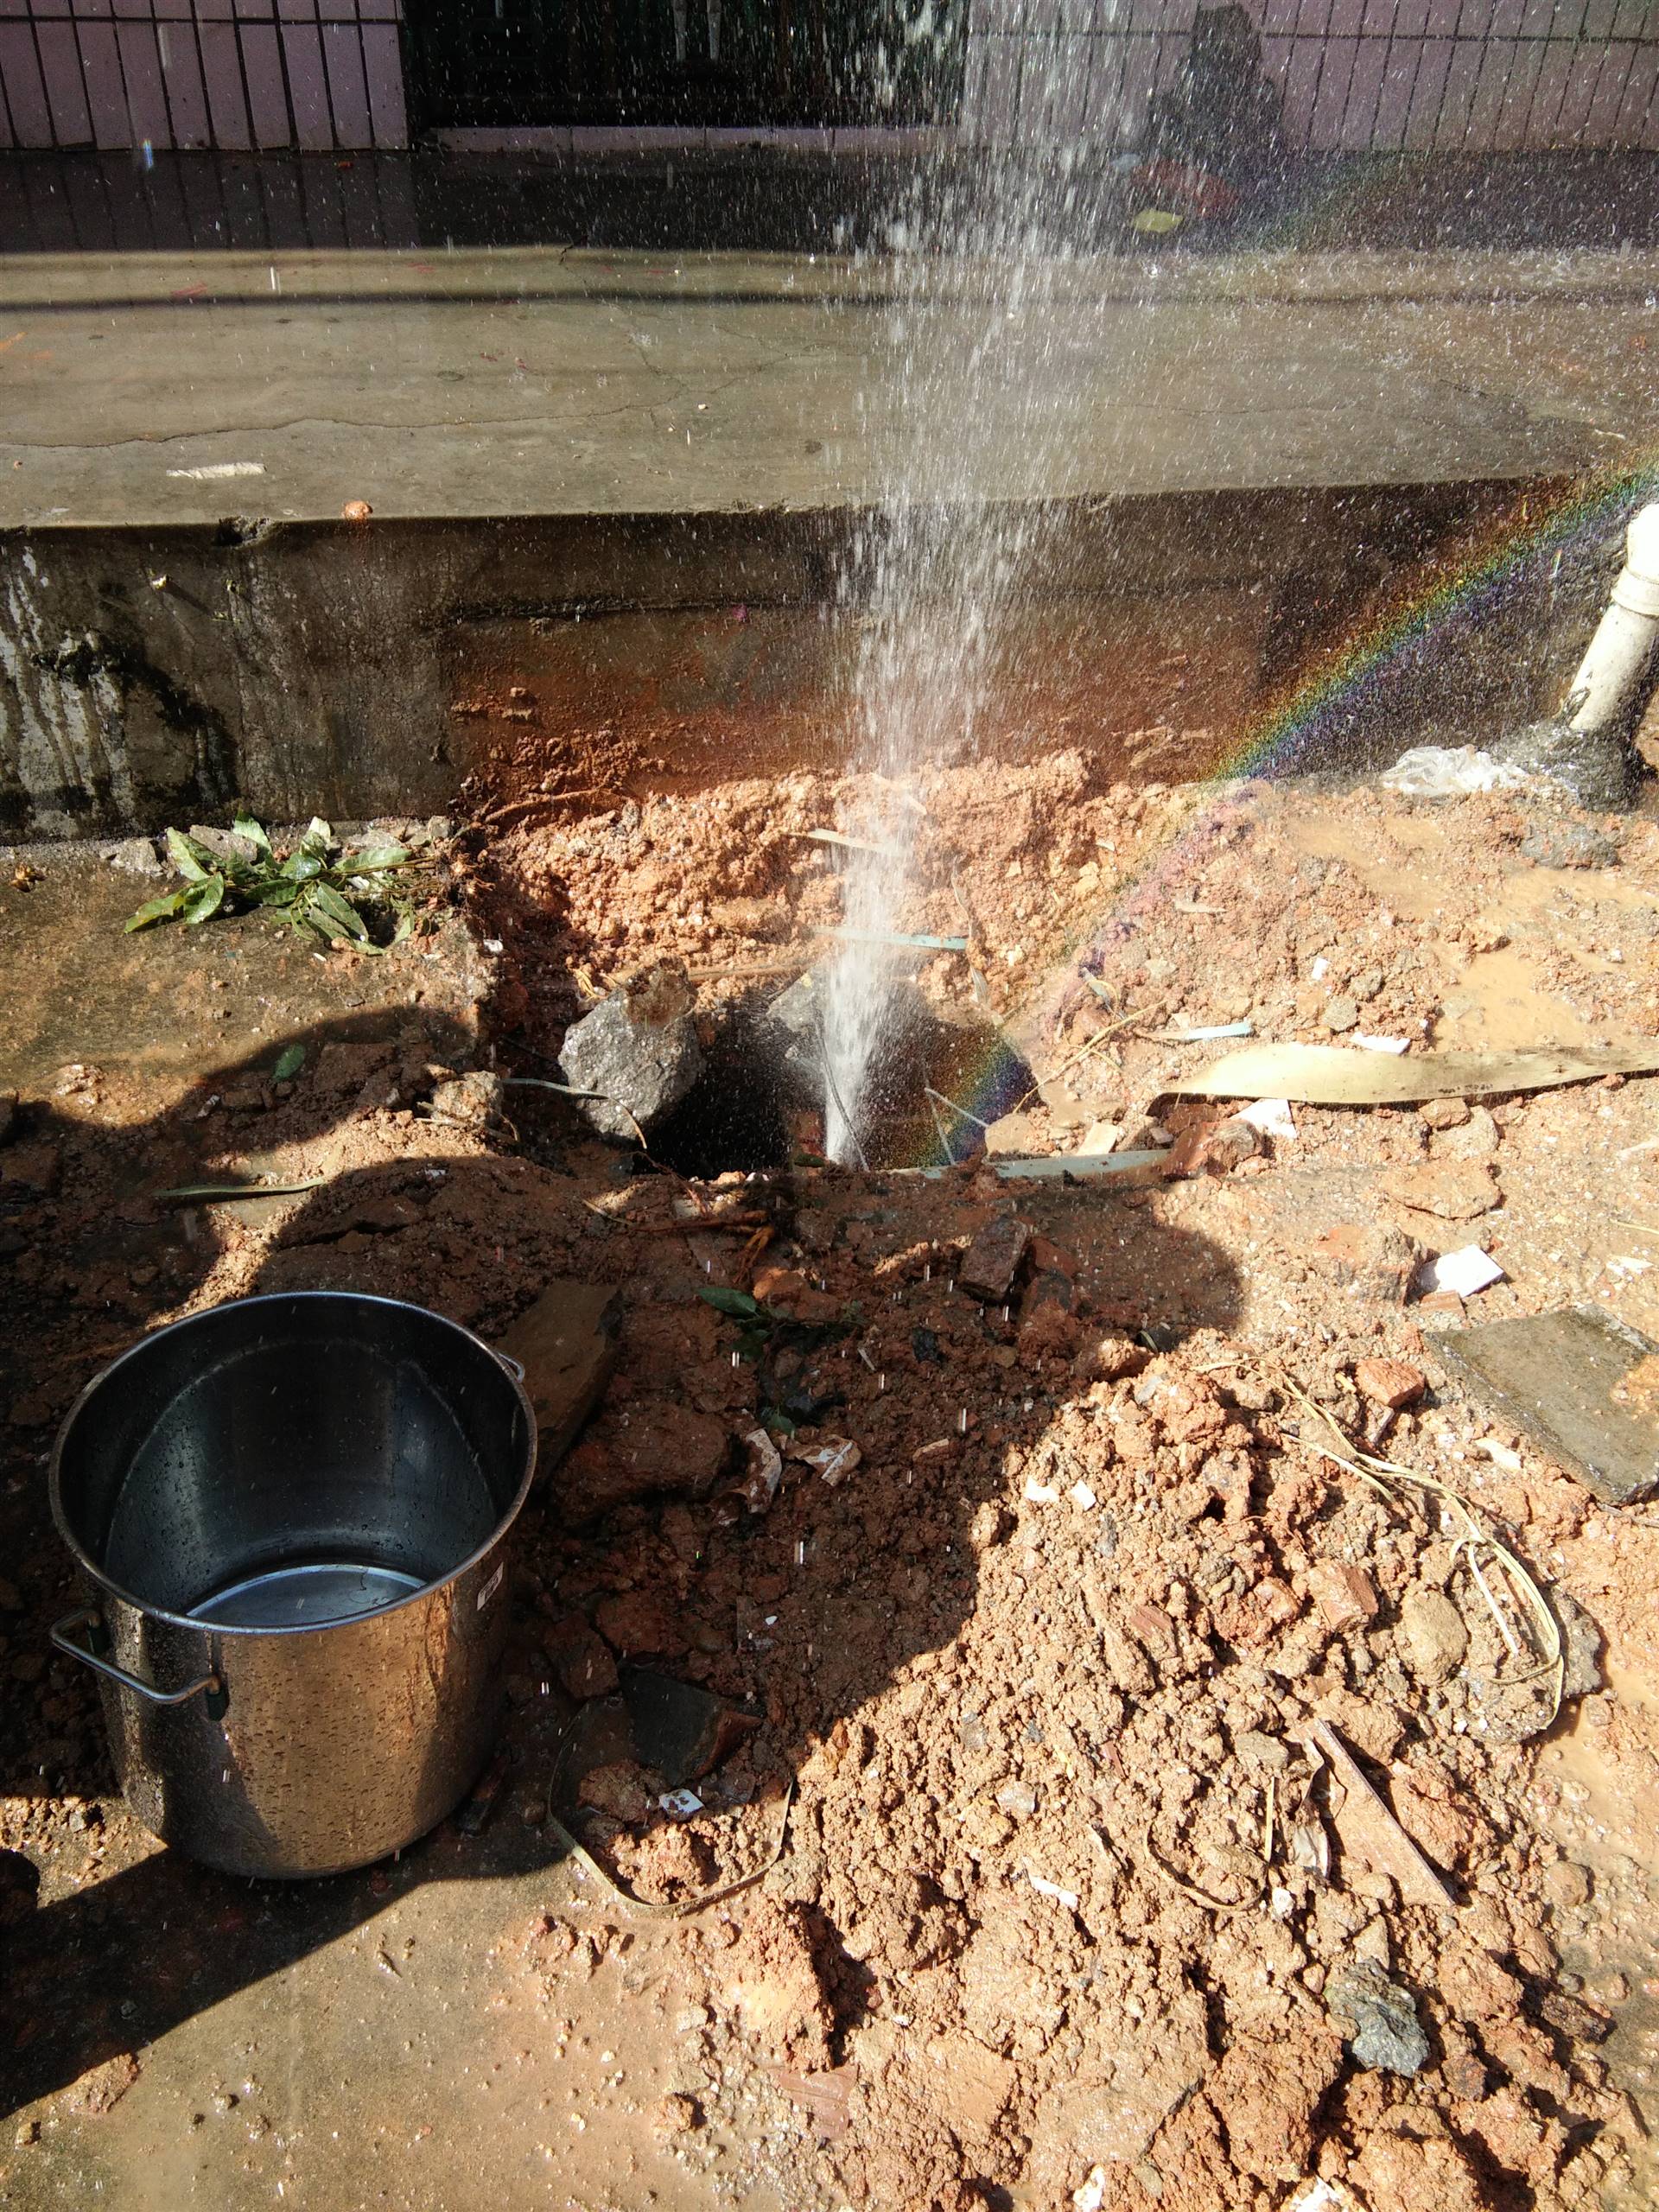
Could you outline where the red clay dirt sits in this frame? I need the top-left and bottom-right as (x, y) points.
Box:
(5, 755), (1659, 2210)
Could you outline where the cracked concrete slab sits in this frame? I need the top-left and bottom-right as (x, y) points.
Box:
(3, 246), (1658, 527)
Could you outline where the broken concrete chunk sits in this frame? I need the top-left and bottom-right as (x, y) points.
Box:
(1382, 1160), (1501, 1220)
(497, 1280), (621, 1473)
(959, 1217), (1031, 1302)
(558, 962), (702, 1140)
(1431, 1305), (1659, 1506)
(1520, 819), (1618, 870)
(1327, 1960), (1430, 2076)
(1313, 1221), (1421, 1306)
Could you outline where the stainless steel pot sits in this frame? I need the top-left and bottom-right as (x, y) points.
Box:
(49, 1291), (537, 1878)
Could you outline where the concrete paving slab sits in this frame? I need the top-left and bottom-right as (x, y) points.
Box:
(2, 247), (1657, 528)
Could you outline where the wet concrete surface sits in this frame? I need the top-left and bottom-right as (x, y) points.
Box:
(3, 245), (1658, 527)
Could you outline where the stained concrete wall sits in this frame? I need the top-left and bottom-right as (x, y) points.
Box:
(0, 482), (1607, 842)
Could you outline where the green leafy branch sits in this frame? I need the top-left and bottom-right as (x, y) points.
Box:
(125, 815), (418, 950)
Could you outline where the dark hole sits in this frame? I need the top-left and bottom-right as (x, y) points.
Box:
(647, 1012), (795, 1179)
(646, 989), (1035, 1179)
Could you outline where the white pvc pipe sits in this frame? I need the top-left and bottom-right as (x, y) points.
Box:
(1565, 502), (1659, 734)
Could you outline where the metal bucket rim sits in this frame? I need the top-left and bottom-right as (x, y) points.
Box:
(48, 1288), (538, 1641)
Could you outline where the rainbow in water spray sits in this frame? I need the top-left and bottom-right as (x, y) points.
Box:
(1029, 454), (1659, 1042)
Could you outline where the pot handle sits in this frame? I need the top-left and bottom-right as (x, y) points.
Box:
(51, 1608), (219, 1707)
(494, 1349), (526, 1382)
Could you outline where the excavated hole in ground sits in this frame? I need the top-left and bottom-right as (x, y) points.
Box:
(632, 987), (1036, 1179)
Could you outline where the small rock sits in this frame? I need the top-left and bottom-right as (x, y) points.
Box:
(1313, 1220), (1421, 1306)
(542, 1614), (620, 1702)
(1328, 1960), (1429, 2075)
(1235, 1730), (1290, 1771)
(654, 2091), (702, 2135)
(1537, 1988), (1614, 2044)
(100, 836), (165, 876)
(1162, 1115), (1262, 1179)
(187, 823), (258, 868)
(14, 2118), (40, 2147)
(1553, 1588), (1604, 1699)
(65, 2052), (141, 2115)
(709, 897), (786, 941)
(1521, 820), (1618, 869)
(752, 1267), (841, 1325)
(429, 1069), (505, 1131)
(1307, 1562), (1380, 1630)
(577, 1761), (653, 1825)
(1442, 2050), (1488, 2101)
(1420, 1096), (1471, 1130)
(1401, 1587), (1468, 1683)
(594, 1590), (687, 1657)
(1354, 1356), (1426, 1411)
(1542, 1859), (1592, 1910)
(1431, 1105), (1500, 1161)
(995, 1780), (1038, 1818)
(1382, 1160), (1501, 1220)
(558, 963), (702, 1141)
(958, 1216), (1031, 1303)
(1322, 995), (1360, 1033)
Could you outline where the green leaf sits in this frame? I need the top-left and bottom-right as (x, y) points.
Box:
(272, 1044), (306, 1082)
(232, 810), (272, 856)
(697, 1286), (760, 1319)
(346, 844), (411, 873)
(298, 817), (334, 858)
(124, 885), (192, 932)
(282, 851), (324, 882)
(165, 827), (218, 882)
(180, 873), (226, 925)
(308, 882), (369, 941)
(247, 877), (301, 906)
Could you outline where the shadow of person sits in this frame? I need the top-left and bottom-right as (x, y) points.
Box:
(3, 1047), (1245, 2156)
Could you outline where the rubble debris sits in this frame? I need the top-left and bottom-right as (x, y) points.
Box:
(1301, 1719), (1458, 1914)
(543, 1614), (620, 1701)
(497, 1281), (622, 1471)
(1328, 1961), (1430, 2076)
(1400, 1587), (1469, 1684)
(1520, 819), (1618, 869)
(1172, 1039), (1659, 1105)
(620, 1668), (761, 1785)
(790, 1435), (861, 1486)
(557, 961), (702, 1139)
(1430, 1304), (1659, 1506)
(1418, 1244), (1504, 1299)
(429, 1070), (505, 1131)
(1353, 1357), (1426, 1411)
(958, 1216), (1031, 1301)
(1382, 1160), (1501, 1220)
(1306, 1561), (1379, 1630)
(578, 1760), (654, 1825)
(1161, 1114), (1261, 1178)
